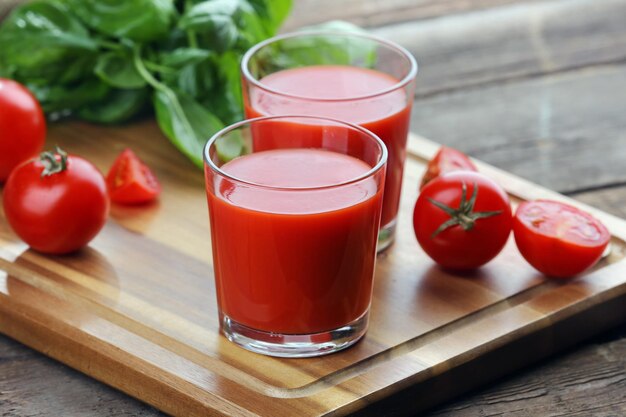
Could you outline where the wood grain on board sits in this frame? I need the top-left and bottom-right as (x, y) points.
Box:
(1, 123), (626, 416)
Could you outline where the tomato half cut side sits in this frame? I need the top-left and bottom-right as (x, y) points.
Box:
(513, 200), (610, 278)
(107, 149), (161, 204)
(420, 146), (478, 190)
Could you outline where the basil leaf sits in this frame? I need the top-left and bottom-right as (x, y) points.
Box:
(68, 0), (175, 42)
(267, 20), (377, 69)
(215, 130), (244, 163)
(180, 0), (240, 52)
(95, 51), (147, 89)
(160, 27), (189, 51)
(27, 78), (110, 115)
(55, 54), (99, 85)
(247, 0), (291, 36)
(0, 0), (97, 74)
(200, 51), (242, 125)
(172, 60), (215, 99)
(249, 0), (290, 28)
(79, 88), (150, 124)
(8, 53), (97, 86)
(179, 0), (240, 31)
(159, 48), (212, 69)
(179, 0), (292, 41)
(153, 87), (223, 167)
(180, 0), (268, 53)
(235, 9), (270, 51)
(303, 20), (377, 67)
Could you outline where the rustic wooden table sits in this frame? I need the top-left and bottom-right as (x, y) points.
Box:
(1, 0), (625, 415)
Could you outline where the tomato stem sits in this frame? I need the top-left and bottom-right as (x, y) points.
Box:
(40, 147), (68, 177)
(429, 181), (503, 237)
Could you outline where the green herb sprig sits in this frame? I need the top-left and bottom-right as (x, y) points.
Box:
(0, 0), (291, 167)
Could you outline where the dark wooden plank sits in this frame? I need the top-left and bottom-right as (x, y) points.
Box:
(426, 324), (626, 416)
(410, 64), (626, 193)
(372, 0), (626, 96)
(574, 186), (626, 220)
(284, 0), (542, 30)
(0, 334), (162, 417)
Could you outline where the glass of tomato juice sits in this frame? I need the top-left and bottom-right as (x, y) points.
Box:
(241, 31), (417, 251)
(204, 115), (387, 357)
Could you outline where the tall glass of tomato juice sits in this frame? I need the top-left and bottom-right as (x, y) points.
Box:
(204, 116), (387, 358)
(241, 31), (417, 251)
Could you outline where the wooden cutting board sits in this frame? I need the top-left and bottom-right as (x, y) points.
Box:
(1, 121), (625, 417)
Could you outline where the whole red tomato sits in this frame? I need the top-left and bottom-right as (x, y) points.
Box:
(420, 146), (477, 190)
(413, 171), (512, 270)
(513, 200), (610, 278)
(0, 79), (46, 182)
(3, 148), (109, 254)
(106, 148), (161, 204)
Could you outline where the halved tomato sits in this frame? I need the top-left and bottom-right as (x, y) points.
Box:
(513, 200), (610, 278)
(420, 146), (477, 190)
(106, 148), (161, 205)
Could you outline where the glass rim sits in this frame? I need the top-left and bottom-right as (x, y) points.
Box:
(204, 115), (388, 192)
(241, 30), (418, 102)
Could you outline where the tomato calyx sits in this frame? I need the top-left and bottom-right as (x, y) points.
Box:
(428, 181), (503, 237)
(40, 147), (68, 177)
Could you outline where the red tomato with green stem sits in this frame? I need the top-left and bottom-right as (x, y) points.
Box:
(3, 148), (109, 254)
(513, 200), (610, 278)
(0, 78), (46, 182)
(106, 148), (161, 205)
(413, 171), (512, 270)
(420, 146), (477, 190)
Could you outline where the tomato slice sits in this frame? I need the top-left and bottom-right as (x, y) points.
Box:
(513, 200), (610, 278)
(420, 146), (477, 190)
(106, 149), (161, 204)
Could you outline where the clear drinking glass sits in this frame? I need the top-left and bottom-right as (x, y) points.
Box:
(241, 31), (417, 251)
(204, 115), (387, 357)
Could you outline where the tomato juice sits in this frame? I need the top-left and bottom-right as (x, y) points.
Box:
(244, 65), (412, 230)
(206, 147), (384, 334)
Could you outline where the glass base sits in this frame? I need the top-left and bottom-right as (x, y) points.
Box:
(377, 219), (397, 253)
(220, 311), (369, 358)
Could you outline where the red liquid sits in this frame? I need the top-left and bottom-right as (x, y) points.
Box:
(245, 65), (412, 227)
(206, 148), (383, 334)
